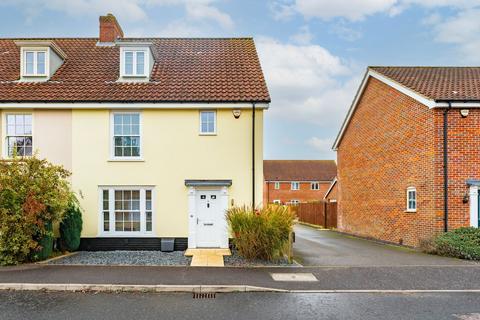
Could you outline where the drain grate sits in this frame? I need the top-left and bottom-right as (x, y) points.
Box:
(193, 292), (216, 299)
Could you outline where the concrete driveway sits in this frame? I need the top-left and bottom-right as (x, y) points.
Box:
(293, 224), (473, 266)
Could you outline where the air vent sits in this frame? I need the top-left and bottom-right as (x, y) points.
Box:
(193, 292), (216, 299)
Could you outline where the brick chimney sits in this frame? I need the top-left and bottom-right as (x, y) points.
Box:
(99, 13), (124, 43)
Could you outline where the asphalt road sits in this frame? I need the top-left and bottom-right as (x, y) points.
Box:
(1, 291), (480, 320)
(293, 224), (472, 266)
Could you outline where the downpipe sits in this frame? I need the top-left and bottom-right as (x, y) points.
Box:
(443, 102), (452, 232)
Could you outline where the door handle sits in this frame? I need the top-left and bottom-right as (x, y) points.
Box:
(197, 218), (199, 225)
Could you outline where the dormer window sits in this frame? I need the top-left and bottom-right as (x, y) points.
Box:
(15, 40), (67, 82)
(120, 48), (148, 78)
(22, 49), (48, 77)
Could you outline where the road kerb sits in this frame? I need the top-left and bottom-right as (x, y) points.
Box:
(0, 283), (287, 293)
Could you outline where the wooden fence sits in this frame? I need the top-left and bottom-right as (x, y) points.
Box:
(291, 202), (337, 228)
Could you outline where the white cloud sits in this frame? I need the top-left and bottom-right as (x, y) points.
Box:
(1, 0), (234, 30)
(429, 8), (480, 63)
(294, 0), (398, 21)
(2, 0), (148, 22)
(184, 1), (233, 29)
(329, 22), (362, 42)
(290, 25), (313, 45)
(272, 0), (480, 21)
(306, 137), (335, 157)
(256, 37), (361, 134)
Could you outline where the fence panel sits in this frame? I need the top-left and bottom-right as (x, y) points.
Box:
(325, 202), (337, 229)
(291, 201), (337, 228)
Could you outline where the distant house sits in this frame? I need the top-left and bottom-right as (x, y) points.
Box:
(263, 160), (337, 205)
(334, 66), (480, 247)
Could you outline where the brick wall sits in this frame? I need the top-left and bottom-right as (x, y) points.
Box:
(337, 77), (438, 247)
(434, 108), (480, 230)
(263, 181), (330, 205)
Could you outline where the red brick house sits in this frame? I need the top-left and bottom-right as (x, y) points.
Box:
(334, 66), (480, 247)
(263, 160), (336, 205)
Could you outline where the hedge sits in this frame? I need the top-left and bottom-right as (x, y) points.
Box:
(433, 227), (480, 260)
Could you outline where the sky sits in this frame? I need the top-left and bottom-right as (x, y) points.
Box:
(0, 0), (479, 160)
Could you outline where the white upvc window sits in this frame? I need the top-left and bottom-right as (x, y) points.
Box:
(22, 49), (47, 76)
(5, 114), (33, 157)
(274, 182), (280, 190)
(100, 187), (154, 235)
(291, 182), (300, 190)
(120, 48), (149, 77)
(290, 200), (300, 205)
(273, 200), (281, 204)
(406, 187), (417, 212)
(111, 112), (142, 159)
(311, 182), (320, 190)
(199, 110), (216, 135)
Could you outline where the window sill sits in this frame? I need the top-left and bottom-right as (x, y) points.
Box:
(108, 158), (145, 162)
(199, 133), (217, 136)
(405, 210), (417, 213)
(22, 74), (48, 77)
(120, 75), (148, 79)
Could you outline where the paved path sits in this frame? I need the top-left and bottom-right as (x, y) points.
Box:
(2, 291), (480, 320)
(293, 224), (472, 266)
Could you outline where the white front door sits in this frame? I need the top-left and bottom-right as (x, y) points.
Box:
(195, 190), (222, 247)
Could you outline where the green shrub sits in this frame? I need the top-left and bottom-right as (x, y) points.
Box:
(227, 205), (296, 261)
(0, 156), (72, 265)
(59, 202), (83, 251)
(432, 227), (480, 260)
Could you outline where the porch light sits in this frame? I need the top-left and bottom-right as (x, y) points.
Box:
(460, 109), (469, 118)
(233, 109), (241, 119)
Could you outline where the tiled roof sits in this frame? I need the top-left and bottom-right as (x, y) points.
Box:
(370, 66), (480, 101)
(0, 38), (270, 103)
(264, 160), (337, 181)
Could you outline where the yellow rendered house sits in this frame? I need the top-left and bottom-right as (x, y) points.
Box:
(0, 14), (270, 250)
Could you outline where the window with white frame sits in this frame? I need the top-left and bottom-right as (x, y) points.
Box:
(273, 200), (281, 204)
(121, 49), (148, 77)
(112, 112), (141, 158)
(290, 200), (300, 205)
(23, 50), (47, 76)
(291, 182), (300, 190)
(5, 114), (33, 157)
(274, 182), (280, 190)
(100, 187), (153, 234)
(311, 182), (320, 190)
(406, 187), (417, 212)
(199, 111), (216, 134)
